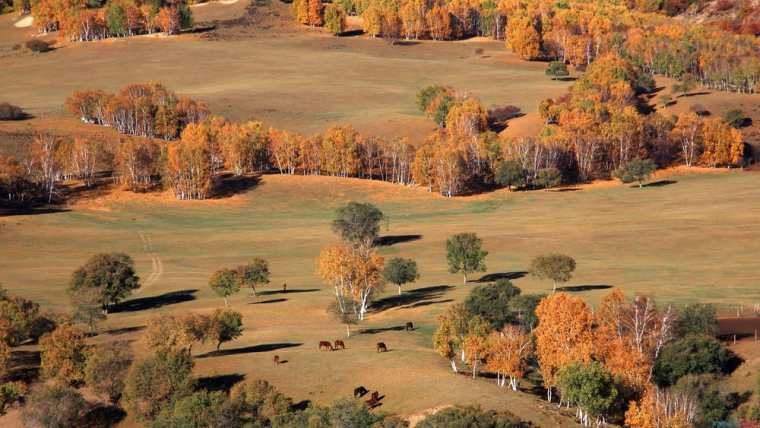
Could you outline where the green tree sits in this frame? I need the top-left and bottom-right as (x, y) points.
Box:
(464, 279), (521, 329)
(674, 304), (718, 338)
(209, 268), (240, 307)
(653, 335), (738, 387)
(672, 374), (733, 428)
(535, 167), (561, 190)
(446, 233), (488, 283)
(495, 159), (526, 191)
(151, 390), (242, 428)
(211, 309), (243, 351)
(545, 61), (569, 80)
(70, 285), (105, 333)
(724, 109), (748, 128)
(615, 158), (656, 188)
(22, 385), (87, 428)
(382, 257), (420, 295)
(510, 293), (544, 330)
(236, 258), (270, 297)
(124, 350), (194, 421)
(84, 341), (132, 403)
(106, 2), (126, 36)
(331, 202), (385, 250)
(69, 252), (140, 314)
(557, 362), (619, 426)
(529, 253), (576, 292)
(231, 379), (293, 424)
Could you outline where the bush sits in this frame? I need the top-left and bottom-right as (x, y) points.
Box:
(416, 406), (529, 427)
(614, 158), (656, 188)
(495, 159), (527, 190)
(84, 341), (132, 403)
(22, 385), (87, 428)
(545, 61), (569, 79)
(653, 335), (741, 386)
(724, 109), (749, 128)
(0, 102), (26, 120)
(25, 39), (52, 53)
(535, 167), (561, 190)
(464, 279), (521, 329)
(674, 304), (718, 338)
(123, 350), (194, 421)
(231, 379), (292, 423)
(0, 382), (27, 414)
(151, 390), (242, 428)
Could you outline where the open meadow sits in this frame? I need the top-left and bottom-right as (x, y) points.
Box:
(1, 169), (760, 426)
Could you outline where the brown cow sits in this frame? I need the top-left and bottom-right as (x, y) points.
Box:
(376, 342), (387, 353)
(334, 340), (346, 350)
(273, 355), (280, 365)
(319, 341), (334, 351)
(405, 322), (414, 331)
(371, 391), (379, 401)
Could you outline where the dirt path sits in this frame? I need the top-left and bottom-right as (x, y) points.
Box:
(138, 231), (162, 292)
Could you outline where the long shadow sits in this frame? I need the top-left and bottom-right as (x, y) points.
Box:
(197, 342), (302, 359)
(292, 400), (311, 411)
(0, 205), (71, 217)
(252, 298), (287, 304)
(82, 404), (127, 427)
(642, 180), (677, 188)
(360, 325), (405, 335)
(472, 272), (527, 283)
(406, 298), (453, 308)
(370, 285), (453, 312)
(111, 289), (198, 313)
(197, 373), (246, 393)
(212, 174), (261, 199)
(677, 91), (711, 98)
(7, 350), (40, 383)
(556, 284), (612, 292)
(105, 325), (146, 336)
(259, 288), (319, 296)
(374, 234), (422, 247)
(339, 29), (364, 37)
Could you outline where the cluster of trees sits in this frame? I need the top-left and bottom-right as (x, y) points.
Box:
(27, 0), (193, 40)
(433, 285), (743, 427)
(209, 258), (271, 306)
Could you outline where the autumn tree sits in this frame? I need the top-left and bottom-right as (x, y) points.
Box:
(231, 379), (293, 424)
(236, 258), (270, 297)
(433, 303), (470, 372)
(114, 138), (162, 192)
(84, 340), (132, 403)
(31, 134), (61, 203)
(39, 324), (88, 385)
(209, 268), (240, 307)
(68, 252), (140, 313)
(534, 293), (594, 402)
(324, 4), (346, 35)
(166, 123), (214, 200)
(671, 113), (702, 167)
(625, 386), (697, 428)
(530, 253), (576, 292)
(22, 385), (87, 428)
(486, 325), (533, 391)
(210, 308), (243, 351)
(700, 118), (744, 167)
(463, 316), (491, 379)
(124, 349), (194, 421)
(446, 233), (487, 283)
(382, 257), (419, 295)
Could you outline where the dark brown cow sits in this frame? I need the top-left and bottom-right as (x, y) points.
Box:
(334, 340), (346, 350)
(405, 322), (414, 331)
(273, 355), (280, 365)
(376, 342), (387, 353)
(319, 341), (334, 351)
(371, 391), (379, 401)
(354, 386), (368, 398)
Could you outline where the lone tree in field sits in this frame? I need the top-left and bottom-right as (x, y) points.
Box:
(530, 254), (576, 292)
(332, 202), (385, 252)
(210, 309), (243, 351)
(615, 158), (657, 188)
(209, 268), (240, 307)
(495, 160), (526, 191)
(446, 233), (488, 283)
(383, 257), (420, 295)
(236, 258), (270, 297)
(68, 253), (140, 314)
(545, 61), (569, 80)
(536, 167), (562, 191)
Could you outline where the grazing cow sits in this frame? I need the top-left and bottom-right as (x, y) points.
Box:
(365, 391), (381, 409)
(334, 340), (346, 350)
(319, 341), (334, 351)
(273, 355), (280, 365)
(376, 342), (388, 353)
(405, 322), (414, 331)
(371, 391), (379, 401)
(354, 386), (368, 398)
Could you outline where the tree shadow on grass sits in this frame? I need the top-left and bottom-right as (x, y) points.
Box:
(212, 174), (261, 199)
(360, 325), (406, 335)
(197, 373), (246, 393)
(82, 404), (127, 428)
(197, 343), (302, 359)
(104, 325), (146, 336)
(111, 289), (198, 313)
(555, 285), (612, 292)
(259, 288), (319, 296)
(370, 285), (453, 312)
(0, 205), (71, 217)
(471, 272), (527, 283)
(7, 350), (40, 383)
(642, 180), (677, 188)
(251, 298), (287, 304)
(373, 234), (422, 247)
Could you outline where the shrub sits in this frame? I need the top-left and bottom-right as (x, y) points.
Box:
(0, 382), (27, 414)
(151, 390), (242, 428)
(653, 335), (741, 386)
(25, 39), (52, 53)
(535, 167), (561, 190)
(495, 159), (527, 190)
(674, 304), (718, 338)
(724, 109), (749, 128)
(464, 279), (521, 329)
(124, 350), (194, 421)
(84, 341), (132, 403)
(0, 102), (26, 120)
(231, 379), (292, 423)
(416, 406), (528, 427)
(614, 158), (657, 188)
(545, 61), (569, 79)
(22, 385), (87, 428)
